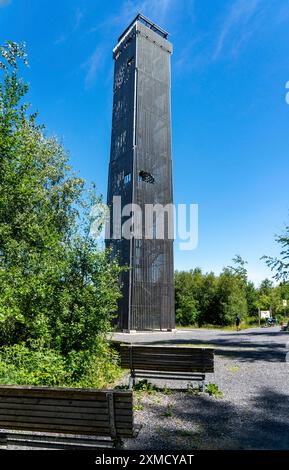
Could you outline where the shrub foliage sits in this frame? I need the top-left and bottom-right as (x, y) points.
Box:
(0, 42), (122, 387)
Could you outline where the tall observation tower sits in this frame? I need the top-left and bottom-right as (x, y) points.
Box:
(106, 14), (175, 332)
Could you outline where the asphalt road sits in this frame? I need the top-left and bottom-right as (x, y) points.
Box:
(113, 326), (289, 361)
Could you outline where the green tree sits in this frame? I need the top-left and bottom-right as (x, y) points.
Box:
(175, 268), (218, 326)
(256, 282), (284, 317)
(175, 271), (199, 325)
(215, 268), (248, 325)
(0, 42), (122, 386)
(263, 223), (289, 281)
(175, 261), (249, 327)
(245, 281), (259, 318)
(229, 255), (248, 283)
(279, 282), (289, 317)
(259, 279), (274, 296)
(197, 272), (217, 325)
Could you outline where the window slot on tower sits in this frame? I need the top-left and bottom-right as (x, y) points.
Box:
(127, 57), (134, 67)
(124, 173), (131, 184)
(138, 170), (155, 184)
(124, 37), (133, 49)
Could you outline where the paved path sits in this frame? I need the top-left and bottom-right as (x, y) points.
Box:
(114, 326), (289, 361)
(113, 327), (289, 449)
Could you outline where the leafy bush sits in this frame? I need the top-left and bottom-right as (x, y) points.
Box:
(0, 343), (68, 386)
(66, 340), (122, 388)
(0, 340), (122, 388)
(0, 42), (122, 388)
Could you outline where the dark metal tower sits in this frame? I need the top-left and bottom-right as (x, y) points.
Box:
(107, 14), (175, 331)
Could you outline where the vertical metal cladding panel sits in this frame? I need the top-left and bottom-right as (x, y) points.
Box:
(130, 23), (175, 330)
(106, 27), (137, 331)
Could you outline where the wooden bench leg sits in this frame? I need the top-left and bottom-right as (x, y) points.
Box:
(0, 433), (7, 447)
(128, 375), (133, 389)
(128, 370), (136, 389)
(199, 377), (206, 392)
(113, 438), (124, 449)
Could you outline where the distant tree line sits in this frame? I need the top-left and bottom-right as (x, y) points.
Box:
(175, 254), (289, 327)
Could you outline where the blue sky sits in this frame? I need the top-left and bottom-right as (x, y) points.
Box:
(1, 0), (288, 284)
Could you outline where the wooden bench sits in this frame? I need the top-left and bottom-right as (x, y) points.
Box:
(0, 385), (140, 449)
(118, 345), (214, 391)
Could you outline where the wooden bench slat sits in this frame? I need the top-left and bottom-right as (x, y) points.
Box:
(120, 356), (214, 364)
(0, 419), (133, 431)
(148, 366), (212, 370)
(0, 417), (111, 428)
(120, 353), (214, 361)
(0, 403), (107, 414)
(2, 431), (113, 445)
(0, 409), (109, 420)
(0, 396), (131, 408)
(129, 366), (214, 371)
(0, 402), (132, 417)
(120, 352), (213, 358)
(119, 346), (214, 353)
(123, 363), (213, 369)
(120, 355), (213, 362)
(0, 410), (132, 426)
(119, 343), (214, 354)
(121, 359), (214, 366)
(4, 437), (114, 450)
(120, 363), (214, 372)
(0, 406), (132, 418)
(0, 384), (132, 395)
(0, 421), (135, 437)
(121, 359), (213, 366)
(0, 386), (131, 400)
(121, 360), (213, 367)
(133, 373), (205, 380)
(0, 397), (108, 409)
(0, 409), (131, 422)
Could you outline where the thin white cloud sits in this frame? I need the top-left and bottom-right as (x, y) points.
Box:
(54, 7), (84, 45)
(82, 0), (178, 89)
(0, 0), (11, 6)
(95, 0), (177, 33)
(274, 3), (289, 25)
(119, 0), (171, 24)
(177, 0), (289, 73)
(82, 46), (104, 89)
(214, 0), (261, 60)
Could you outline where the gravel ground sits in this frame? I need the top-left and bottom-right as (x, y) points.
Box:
(113, 327), (289, 450)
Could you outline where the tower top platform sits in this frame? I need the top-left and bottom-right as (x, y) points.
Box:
(118, 13), (169, 43)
